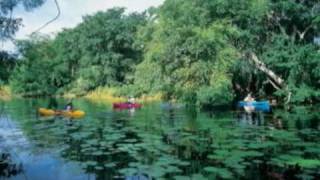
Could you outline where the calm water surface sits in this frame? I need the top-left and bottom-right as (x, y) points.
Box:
(0, 99), (319, 180)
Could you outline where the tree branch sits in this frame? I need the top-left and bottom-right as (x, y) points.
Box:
(31, 0), (61, 34)
(245, 52), (293, 105)
(285, 90), (292, 104)
(4, 8), (13, 38)
(247, 52), (284, 87)
(267, 78), (281, 90)
(294, 24), (313, 40)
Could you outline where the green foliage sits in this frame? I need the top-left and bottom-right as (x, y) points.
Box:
(6, 0), (320, 106)
(0, 0), (45, 40)
(197, 79), (233, 107)
(136, 0), (240, 105)
(10, 8), (146, 96)
(228, 0), (320, 104)
(130, 60), (163, 96)
(262, 35), (320, 103)
(0, 51), (16, 83)
(10, 35), (59, 96)
(72, 8), (146, 90)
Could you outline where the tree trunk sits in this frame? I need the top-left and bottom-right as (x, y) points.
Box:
(247, 52), (284, 88)
(246, 52), (292, 104)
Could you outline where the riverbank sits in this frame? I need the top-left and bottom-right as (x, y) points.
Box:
(0, 86), (11, 100)
(0, 86), (162, 103)
(84, 87), (163, 103)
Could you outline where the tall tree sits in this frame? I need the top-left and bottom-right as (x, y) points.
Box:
(0, 0), (46, 40)
(73, 8), (146, 91)
(134, 0), (239, 105)
(0, 51), (16, 84)
(0, 0), (46, 85)
(203, 0), (320, 104)
(10, 8), (147, 96)
(10, 35), (57, 96)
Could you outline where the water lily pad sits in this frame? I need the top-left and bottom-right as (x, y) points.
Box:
(95, 166), (104, 170)
(105, 162), (116, 168)
(191, 174), (207, 180)
(204, 167), (233, 179)
(174, 175), (189, 180)
(119, 168), (137, 176)
(85, 161), (98, 166)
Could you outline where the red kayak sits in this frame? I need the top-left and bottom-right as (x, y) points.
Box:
(113, 102), (142, 109)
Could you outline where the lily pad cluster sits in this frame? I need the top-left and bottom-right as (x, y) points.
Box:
(4, 99), (320, 179)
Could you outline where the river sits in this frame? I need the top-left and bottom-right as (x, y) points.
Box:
(0, 98), (319, 179)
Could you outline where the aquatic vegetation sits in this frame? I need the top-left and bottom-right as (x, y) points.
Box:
(1, 99), (320, 179)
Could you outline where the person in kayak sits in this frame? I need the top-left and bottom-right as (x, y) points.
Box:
(244, 93), (255, 102)
(65, 100), (74, 111)
(244, 93), (255, 113)
(128, 96), (136, 104)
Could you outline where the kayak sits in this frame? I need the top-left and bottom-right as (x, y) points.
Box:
(113, 103), (142, 109)
(61, 110), (85, 118)
(237, 101), (270, 112)
(38, 108), (85, 118)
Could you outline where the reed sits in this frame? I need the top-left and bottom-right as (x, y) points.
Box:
(85, 87), (163, 103)
(85, 87), (126, 102)
(0, 86), (11, 100)
(138, 93), (163, 102)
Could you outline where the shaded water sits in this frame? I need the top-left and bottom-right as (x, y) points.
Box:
(0, 99), (319, 180)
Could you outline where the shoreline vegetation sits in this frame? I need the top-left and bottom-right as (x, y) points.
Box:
(0, 86), (11, 100)
(1, 1), (319, 107)
(84, 87), (163, 103)
(0, 86), (163, 103)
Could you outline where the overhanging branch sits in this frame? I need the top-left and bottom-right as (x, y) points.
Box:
(31, 0), (61, 34)
(248, 52), (284, 87)
(246, 52), (292, 104)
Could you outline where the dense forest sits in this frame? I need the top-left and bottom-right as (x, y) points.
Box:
(1, 0), (320, 107)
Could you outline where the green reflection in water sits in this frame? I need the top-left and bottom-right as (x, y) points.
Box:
(1, 99), (320, 179)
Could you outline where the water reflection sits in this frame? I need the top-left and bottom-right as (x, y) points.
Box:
(237, 112), (265, 126)
(0, 153), (24, 178)
(125, 174), (149, 180)
(0, 102), (91, 180)
(1, 99), (320, 179)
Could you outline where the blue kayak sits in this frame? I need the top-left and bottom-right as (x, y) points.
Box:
(238, 101), (270, 112)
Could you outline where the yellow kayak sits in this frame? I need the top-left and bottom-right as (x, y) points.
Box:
(38, 108), (85, 118)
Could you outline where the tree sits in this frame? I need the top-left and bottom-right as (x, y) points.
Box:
(9, 8), (147, 96)
(206, 0), (320, 104)
(0, 0), (46, 86)
(6, 0), (320, 105)
(0, 0), (46, 40)
(10, 35), (57, 96)
(0, 51), (16, 84)
(261, 35), (320, 104)
(133, 0), (239, 105)
(73, 8), (146, 91)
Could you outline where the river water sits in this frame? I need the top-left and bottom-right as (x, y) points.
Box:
(0, 98), (319, 179)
